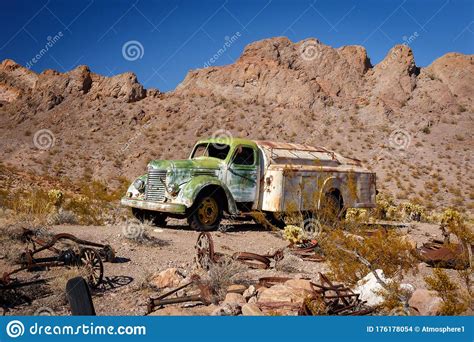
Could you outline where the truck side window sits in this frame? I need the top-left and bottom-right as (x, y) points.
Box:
(233, 147), (255, 166)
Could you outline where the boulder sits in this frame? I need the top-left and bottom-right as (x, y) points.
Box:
(408, 289), (442, 316)
(242, 303), (263, 316)
(211, 303), (241, 316)
(227, 284), (247, 294)
(243, 285), (257, 300)
(148, 268), (184, 289)
(284, 279), (313, 292)
(353, 270), (415, 307)
(223, 292), (246, 305)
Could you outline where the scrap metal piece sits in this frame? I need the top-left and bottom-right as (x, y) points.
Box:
(232, 252), (271, 269)
(299, 273), (373, 316)
(418, 240), (472, 269)
(195, 232), (216, 270)
(147, 279), (216, 314)
(2, 230), (113, 289)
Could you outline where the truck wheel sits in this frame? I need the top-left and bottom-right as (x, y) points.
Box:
(66, 276), (96, 316)
(132, 208), (167, 227)
(187, 194), (223, 231)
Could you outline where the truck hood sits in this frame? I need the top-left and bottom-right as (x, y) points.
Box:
(148, 158), (223, 171)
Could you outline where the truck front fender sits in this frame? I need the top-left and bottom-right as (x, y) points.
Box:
(177, 176), (238, 214)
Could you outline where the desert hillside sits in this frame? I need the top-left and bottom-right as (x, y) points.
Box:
(0, 37), (473, 212)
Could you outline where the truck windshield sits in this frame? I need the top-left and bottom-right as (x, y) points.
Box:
(191, 143), (230, 160)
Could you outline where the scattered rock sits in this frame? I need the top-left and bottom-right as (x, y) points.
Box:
(211, 303), (241, 316)
(243, 285), (256, 300)
(223, 292), (246, 305)
(227, 284), (247, 294)
(284, 279), (313, 292)
(353, 270), (415, 307)
(148, 268), (184, 289)
(408, 289), (442, 316)
(241, 303), (263, 316)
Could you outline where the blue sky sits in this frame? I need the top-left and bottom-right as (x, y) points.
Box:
(0, 0), (472, 91)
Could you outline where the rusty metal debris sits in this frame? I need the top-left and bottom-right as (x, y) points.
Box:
(418, 239), (472, 269)
(194, 232), (322, 270)
(299, 273), (373, 316)
(1, 229), (115, 289)
(290, 241), (325, 262)
(147, 275), (218, 314)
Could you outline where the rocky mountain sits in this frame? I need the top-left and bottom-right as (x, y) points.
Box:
(0, 37), (472, 212)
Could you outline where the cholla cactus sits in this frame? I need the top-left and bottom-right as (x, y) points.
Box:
(440, 208), (470, 244)
(345, 208), (368, 222)
(375, 193), (398, 220)
(283, 225), (305, 245)
(401, 202), (425, 222)
(48, 189), (64, 208)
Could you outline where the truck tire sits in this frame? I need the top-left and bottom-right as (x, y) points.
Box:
(187, 194), (223, 231)
(132, 208), (167, 227)
(66, 276), (96, 316)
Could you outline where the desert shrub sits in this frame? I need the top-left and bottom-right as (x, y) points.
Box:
(205, 258), (244, 300)
(400, 202), (426, 222)
(424, 268), (470, 315)
(120, 220), (167, 246)
(47, 209), (78, 225)
(321, 227), (417, 285)
(63, 195), (103, 225)
(440, 209), (473, 243)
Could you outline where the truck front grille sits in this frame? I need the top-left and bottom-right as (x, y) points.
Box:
(145, 169), (167, 202)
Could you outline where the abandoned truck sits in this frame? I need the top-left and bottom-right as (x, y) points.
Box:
(121, 138), (376, 231)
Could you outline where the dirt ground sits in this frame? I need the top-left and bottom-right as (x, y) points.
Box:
(0, 217), (465, 316)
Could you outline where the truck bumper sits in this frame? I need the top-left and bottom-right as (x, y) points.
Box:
(120, 198), (187, 214)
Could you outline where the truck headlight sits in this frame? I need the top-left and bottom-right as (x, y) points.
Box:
(133, 179), (145, 192)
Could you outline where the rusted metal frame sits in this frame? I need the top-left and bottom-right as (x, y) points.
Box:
(319, 273), (352, 307)
(25, 232), (109, 256)
(147, 282), (214, 313)
(232, 252), (271, 269)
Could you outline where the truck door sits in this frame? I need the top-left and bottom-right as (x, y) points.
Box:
(226, 145), (258, 203)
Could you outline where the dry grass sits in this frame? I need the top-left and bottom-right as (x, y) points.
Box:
(204, 257), (245, 300)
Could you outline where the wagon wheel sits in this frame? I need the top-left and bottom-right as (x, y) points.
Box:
(78, 248), (103, 288)
(195, 232), (215, 270)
